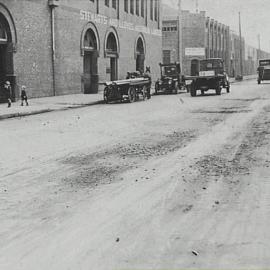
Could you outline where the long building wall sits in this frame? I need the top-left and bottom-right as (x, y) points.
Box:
(0, 0), (162, 99)
(162, 10), (270, 78)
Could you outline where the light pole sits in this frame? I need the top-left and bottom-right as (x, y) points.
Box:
(177, 0), (183, 68)
(238, 12), (243, 78)
(257, 34), (261, 60)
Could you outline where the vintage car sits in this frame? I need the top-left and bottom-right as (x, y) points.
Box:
(257, 59), (270, 84)
(185, 58), (230, 97)
(155, 63), (185, 94)
(103, 71), (151, 103)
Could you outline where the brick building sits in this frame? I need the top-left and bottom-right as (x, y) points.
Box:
(162, 10), (230, 76)
(0, 0), (162, 100)
(162, 8), (270, 78)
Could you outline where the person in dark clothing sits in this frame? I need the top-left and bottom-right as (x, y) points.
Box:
(20, 85), (29, 106)
(4, 81), (12, 107)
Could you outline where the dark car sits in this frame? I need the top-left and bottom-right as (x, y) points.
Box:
(155, 63), (185, 94)
(257, 59), (270, 84)
(187, 58), (230, 96)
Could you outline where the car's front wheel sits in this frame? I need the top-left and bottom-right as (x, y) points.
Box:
(216, 82), (221, 95)
(190, 83), (197, 97)
(226, 83), (230, 93)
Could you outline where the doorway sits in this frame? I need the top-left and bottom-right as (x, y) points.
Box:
(136, 37), (145, 73)
(105, 32), (118, 81)
(0, 14), (15, 102)
(110, 57), (117, 81)
(191, 59), (199, 76)
(83, 28), (99, 94)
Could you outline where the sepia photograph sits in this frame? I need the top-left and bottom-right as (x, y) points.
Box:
(0, 0), (270, 269)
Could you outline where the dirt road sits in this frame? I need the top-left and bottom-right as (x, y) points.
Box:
(1, 81), (270, 269)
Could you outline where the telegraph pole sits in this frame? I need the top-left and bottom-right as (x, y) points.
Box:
(195, 0), (199, 13)
(177, 0), (183, 68)
(257, 34), (261, 59)
(238, 12), (243, 78)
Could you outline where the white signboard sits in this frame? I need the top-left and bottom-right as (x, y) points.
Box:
(199, 70), (215, 77)
(185, 47), (205, 56)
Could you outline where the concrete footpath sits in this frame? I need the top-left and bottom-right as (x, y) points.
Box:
(0, 74), (257, 121)
(0, 92), (104, 120)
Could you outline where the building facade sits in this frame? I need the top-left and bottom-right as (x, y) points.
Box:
(0, 0), (162, 100)
(162, 11), (230, 76)
(162, 9), (270, 78)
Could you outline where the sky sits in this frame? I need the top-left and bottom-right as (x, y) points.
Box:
(163, 0), (270, 52)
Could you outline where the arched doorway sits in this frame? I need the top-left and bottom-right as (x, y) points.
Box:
(135, 37), (145, 73)
(191, 59), (199, 76)
(0, 12), (15, 101)
(82, 28), (99, 93)
(105, 31), (118, 81)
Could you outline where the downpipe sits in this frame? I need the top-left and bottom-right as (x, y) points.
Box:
(49, 1), (58, 96)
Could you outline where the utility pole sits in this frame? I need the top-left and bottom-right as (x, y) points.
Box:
(195, 0), (199, 13)
(257, 34), (261, 59)
(238, 12), (243, 78)
(177, 0), (183, 68)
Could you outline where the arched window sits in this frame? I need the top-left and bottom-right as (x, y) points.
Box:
(106, 32), (117, 54)
(0, 21), (7, 42)
(83, 28), (97, 51)
(136, 37), (144, 55)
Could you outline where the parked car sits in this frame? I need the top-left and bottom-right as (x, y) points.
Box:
(155, 62), (185, 94)
(185, 58), (230, 96)
(257, 59), (270, 84)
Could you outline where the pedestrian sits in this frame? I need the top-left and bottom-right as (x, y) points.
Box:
(4, 81), (12, 107)
(20, 85), (29, 106)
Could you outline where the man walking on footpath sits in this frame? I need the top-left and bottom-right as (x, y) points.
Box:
(20, 85), (29, 106)
(4, 81), (12, 107)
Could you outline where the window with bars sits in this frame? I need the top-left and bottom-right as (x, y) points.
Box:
(124, 0), (128, 12)
(150, 0), (153, 20)
(112, 0), (116, 9)
(162, 26), (177, 32)
(141, 0), (144, 17)
(105, 0), (109, 7)
(163, 50), (171, 64)
(154, 0), (158, 21)
(136, 0), (139, 15)
(130, 0), (134, 14)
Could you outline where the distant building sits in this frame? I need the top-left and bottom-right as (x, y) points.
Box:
(162, 7), (270, 77)
(0, 0), (162, 100)
(162, 10), (230, 76)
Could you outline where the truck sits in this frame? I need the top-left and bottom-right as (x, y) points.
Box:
(185, 58), (230, 97)
(257, 59), (270, 84)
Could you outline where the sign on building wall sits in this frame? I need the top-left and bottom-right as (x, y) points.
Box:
(80, 10), (162, 37)
(185, 47), (205, 56)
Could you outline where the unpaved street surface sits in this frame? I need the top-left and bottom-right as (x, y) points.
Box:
(1, 81), (270, 269)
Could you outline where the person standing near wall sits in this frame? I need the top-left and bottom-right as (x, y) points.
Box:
(20, 85), (29, 106)
(4, 81), (12, 107)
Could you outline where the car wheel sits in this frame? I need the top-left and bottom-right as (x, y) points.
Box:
(103, 87), (109, 103)
(190, 83), (197, 97)
(201, 90), (205, 95)
(216, 82), (221, 95)
(155, 82), (159, 95)
(226, 83), (230, 93)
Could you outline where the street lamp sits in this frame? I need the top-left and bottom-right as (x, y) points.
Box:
(177, 0), (183, 68)
(238, 12), (243, 79)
